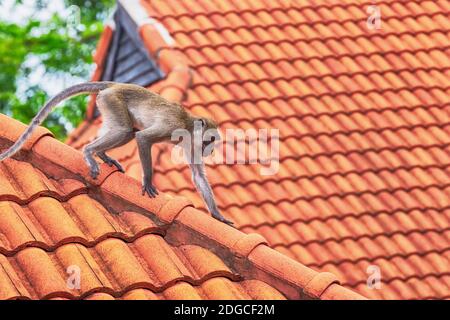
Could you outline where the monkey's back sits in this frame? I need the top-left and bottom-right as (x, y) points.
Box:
(99, 83), (191, 132)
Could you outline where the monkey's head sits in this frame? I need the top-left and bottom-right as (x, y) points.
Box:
(196, 117), (220, 157)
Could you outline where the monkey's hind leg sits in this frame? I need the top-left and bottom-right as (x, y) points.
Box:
(97, 151), (125, 173)
(84, 89), (134, 179)
(83, 130), (133, 179)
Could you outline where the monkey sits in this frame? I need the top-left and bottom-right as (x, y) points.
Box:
(0, 81), (233, 225)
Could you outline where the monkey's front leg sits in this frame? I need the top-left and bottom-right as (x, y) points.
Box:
(190, 163), (234, 225)
(136, 130), (159, 198)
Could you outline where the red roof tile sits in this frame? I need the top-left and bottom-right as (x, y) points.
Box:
(68, 0), (450, 299)
(0, 114), (363, 300)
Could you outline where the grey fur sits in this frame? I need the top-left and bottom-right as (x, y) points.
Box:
(0, 81), (233, 225)
(0, 82), (113, 161)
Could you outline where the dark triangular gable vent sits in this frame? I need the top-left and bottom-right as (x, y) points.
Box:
(101, 3), (164, 87)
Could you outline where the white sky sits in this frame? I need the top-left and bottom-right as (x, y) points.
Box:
(0, 0), (65, 24)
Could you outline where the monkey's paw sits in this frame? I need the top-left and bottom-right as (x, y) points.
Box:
(142, 182), (159, 198)
(105, 158), (125, 173)
(90, 167), (100, 180)
(213, 213), (234, 226)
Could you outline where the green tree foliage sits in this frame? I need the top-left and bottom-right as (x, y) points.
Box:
(0, 0), (114, 139)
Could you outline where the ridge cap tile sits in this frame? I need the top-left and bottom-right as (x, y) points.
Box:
(231, 233), (268, 258)
(169, 207), (364, 299)
(170, 206), (244, 248)
(158, 195), (194, 223)
(321, 283), (368, 300)
(100, 170), (179, 225)
(32, 135), (117, 186)
(246, 244), (319, 299)
(303, 272), (340, 299)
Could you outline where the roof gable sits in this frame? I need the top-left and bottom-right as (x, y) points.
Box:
(101, 3), (164, 87)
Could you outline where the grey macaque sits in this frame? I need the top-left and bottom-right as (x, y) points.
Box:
(0, 81), (233, 225)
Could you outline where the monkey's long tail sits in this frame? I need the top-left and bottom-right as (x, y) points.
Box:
(0, 81), (113, 161)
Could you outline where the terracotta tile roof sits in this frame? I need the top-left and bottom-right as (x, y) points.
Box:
(0, 114), (364, 300)
(67, 0), (450, 299)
